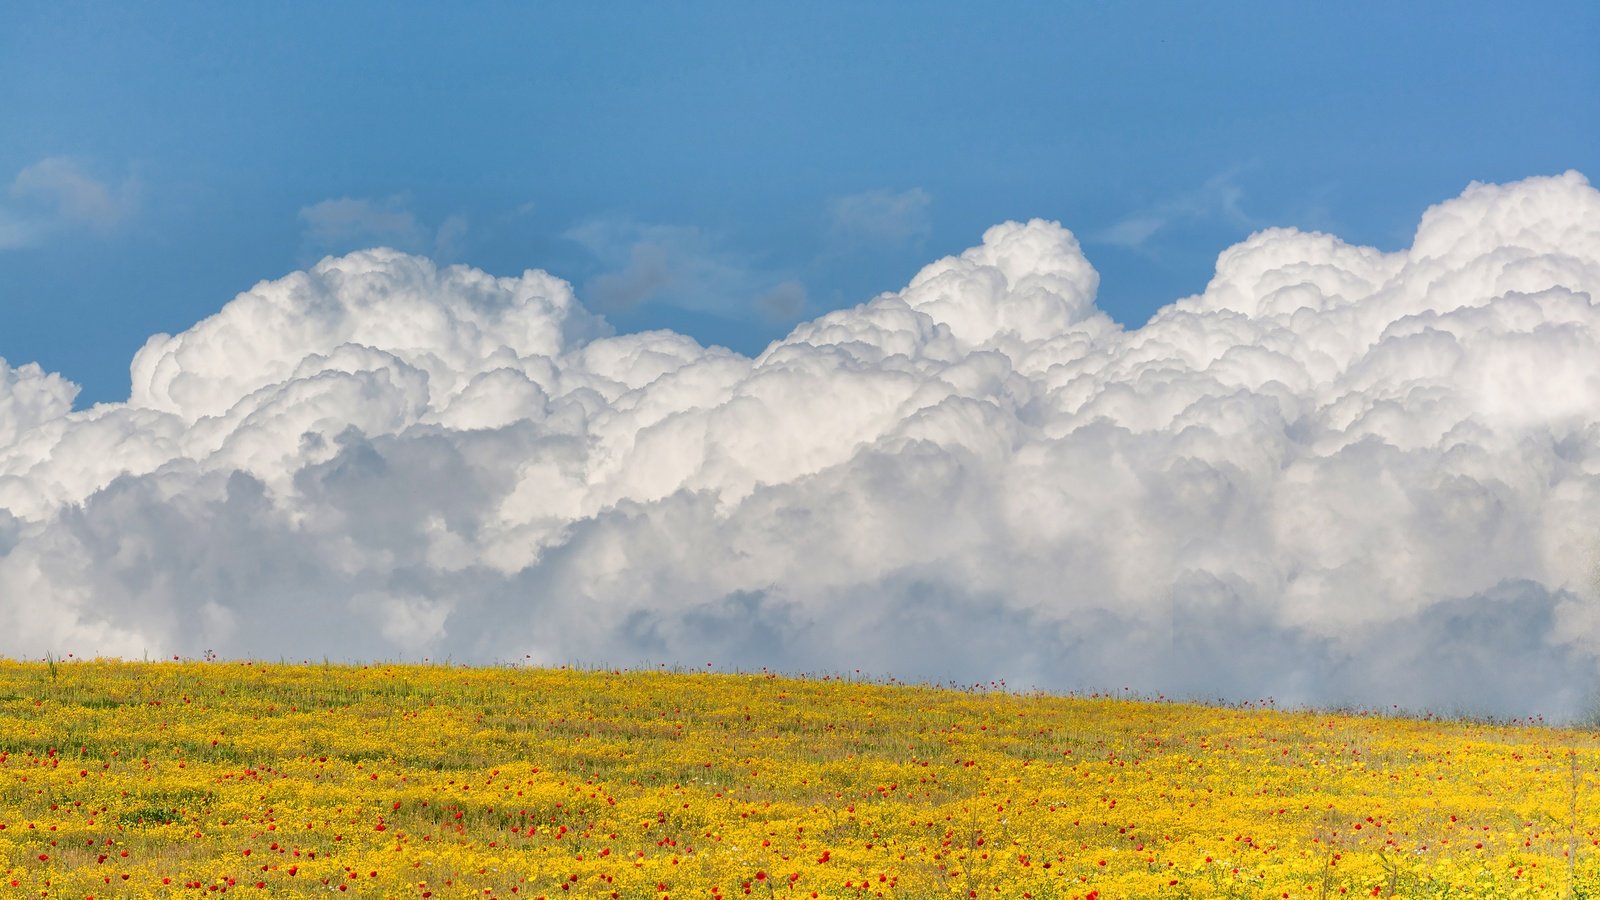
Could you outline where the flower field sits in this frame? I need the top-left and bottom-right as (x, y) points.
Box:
(0, 660), (1596, 898)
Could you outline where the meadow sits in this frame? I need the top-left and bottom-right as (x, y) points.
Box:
(0, 659), (1595, 899)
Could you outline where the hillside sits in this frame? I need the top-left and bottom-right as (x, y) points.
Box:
(0, 660), (1594, 898)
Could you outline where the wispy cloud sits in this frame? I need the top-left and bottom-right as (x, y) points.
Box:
(1, 157), (140, 249)
(562, 191), (930, 321)
(298, 195), (467, 260)
(1097, 169), (1252, 250)
(564, 219), (693, 312)
(0, 212), (31, 250)
(829, 187), (932, 245)
(565, 216), (807, 320)
(755, 279), (808, 321)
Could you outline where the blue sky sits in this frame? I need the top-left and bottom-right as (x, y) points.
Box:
(3, 1), (1596, 406)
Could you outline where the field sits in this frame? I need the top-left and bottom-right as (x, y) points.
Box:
(0, 661), (1596, 899)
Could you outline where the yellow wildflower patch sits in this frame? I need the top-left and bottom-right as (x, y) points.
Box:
(0, 660), (1596, 898)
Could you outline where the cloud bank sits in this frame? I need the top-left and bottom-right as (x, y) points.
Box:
(3, 172), (1600, 718)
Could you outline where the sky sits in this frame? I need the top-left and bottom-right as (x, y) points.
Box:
(3, 3), (1600, 718)
(4, 2), (1595, 405)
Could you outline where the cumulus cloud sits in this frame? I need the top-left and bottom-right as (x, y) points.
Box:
(0, 360), (78, 449)
(829, 187), (933, 244)
(3, 172), (1600, 718)
(1, 157), (140, 248)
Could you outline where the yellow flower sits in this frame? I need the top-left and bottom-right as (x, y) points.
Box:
(0, 659), (1592, 898)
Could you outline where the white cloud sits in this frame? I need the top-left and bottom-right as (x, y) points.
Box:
(3, 171), (1600, 718)
(0, 359), (78, 449)
(1, 157), (140, 248)
(298, 195), (467, 259)
(829, 187), (933, 244)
